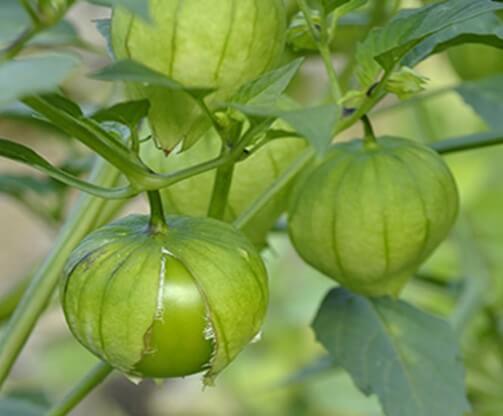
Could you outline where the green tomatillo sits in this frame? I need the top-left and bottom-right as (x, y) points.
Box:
(288, 136), (460, 297)
(141, 132), (307, 248)
(61, 215), (268, 383)
(111, 0), (287, 151)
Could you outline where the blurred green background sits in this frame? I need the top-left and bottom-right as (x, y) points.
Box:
(1, 0), (503, 415)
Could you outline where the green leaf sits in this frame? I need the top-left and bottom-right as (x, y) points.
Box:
(92, 99), (150, 128)
(91, 59), (215, 100)
(0, 55), (80, 109)
(231, 58), (304, 105)
(86, 0), (150, 21)
(42, 94), (83, 118)
(356, 0), (503, 91)
(312, 287), (471, 416)
(0, 138), (126, 198)
(280, 105), (338, 154)
(455, 75), (503, 130)
(232, 103), (338, 154)
(404, 12), (503, 68)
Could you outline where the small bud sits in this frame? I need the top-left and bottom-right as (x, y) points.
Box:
(386, 67), (429, 100)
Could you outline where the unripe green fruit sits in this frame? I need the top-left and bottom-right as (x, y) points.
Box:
(61, 215), (268, 382)
(288, 137), (459, 297)
(111, 0), (287, 150)
(141, 133), (307, 248)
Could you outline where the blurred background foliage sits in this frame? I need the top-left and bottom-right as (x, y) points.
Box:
(1, 0), (503, 415)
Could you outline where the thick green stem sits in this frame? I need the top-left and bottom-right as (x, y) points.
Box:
(0, 159), (121, 388)
(147, 190), (168, 233)
(46, 362), (113, 416)
(206, 124), (266, 220)
(207, 145), (235, 220)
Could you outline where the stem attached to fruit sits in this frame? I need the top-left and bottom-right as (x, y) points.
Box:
(0, 159), (121, 389)
(361, 115), (377, 147)
(148, 190), (168, 233)
(46, 361), (113, 416)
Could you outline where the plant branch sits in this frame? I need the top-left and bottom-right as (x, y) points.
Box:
(0, 159), (122, 388)
(0, 27), (38, 63)
(207, 144), (235, 220)
(297, 0), (343, 106)
(432, 130), (503, 155)
(47, 362), (113, 416)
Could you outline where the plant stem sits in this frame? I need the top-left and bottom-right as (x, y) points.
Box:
(206, 123), (268, 220)
(46, 362), (113, 416)
(297, 0), (343, 106)
(319, 44), (343, 106)
(233, 147), (315, 230)
(361, 115), (377, 146)
(432, 130), (503, 155)
(207, 144), (235, 220)
(20, 0), (40, 24)
(147, 190), (168, 233)
(0, 159), (121, 389)
(0, 27), (38, 63)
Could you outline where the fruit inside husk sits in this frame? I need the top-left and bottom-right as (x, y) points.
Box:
(61, 215), (268, 383)
(111, 0), (287, 150)
(141, 131), (307, 248)
(134, 256), (213, 378)
(288, 136), (460, 297)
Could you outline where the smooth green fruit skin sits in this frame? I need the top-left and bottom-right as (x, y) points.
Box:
(111, 0), (287, 150)
(61, 215), (268, 381)
(141, 133), (307, 248)
(288, 137), (459, 297)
